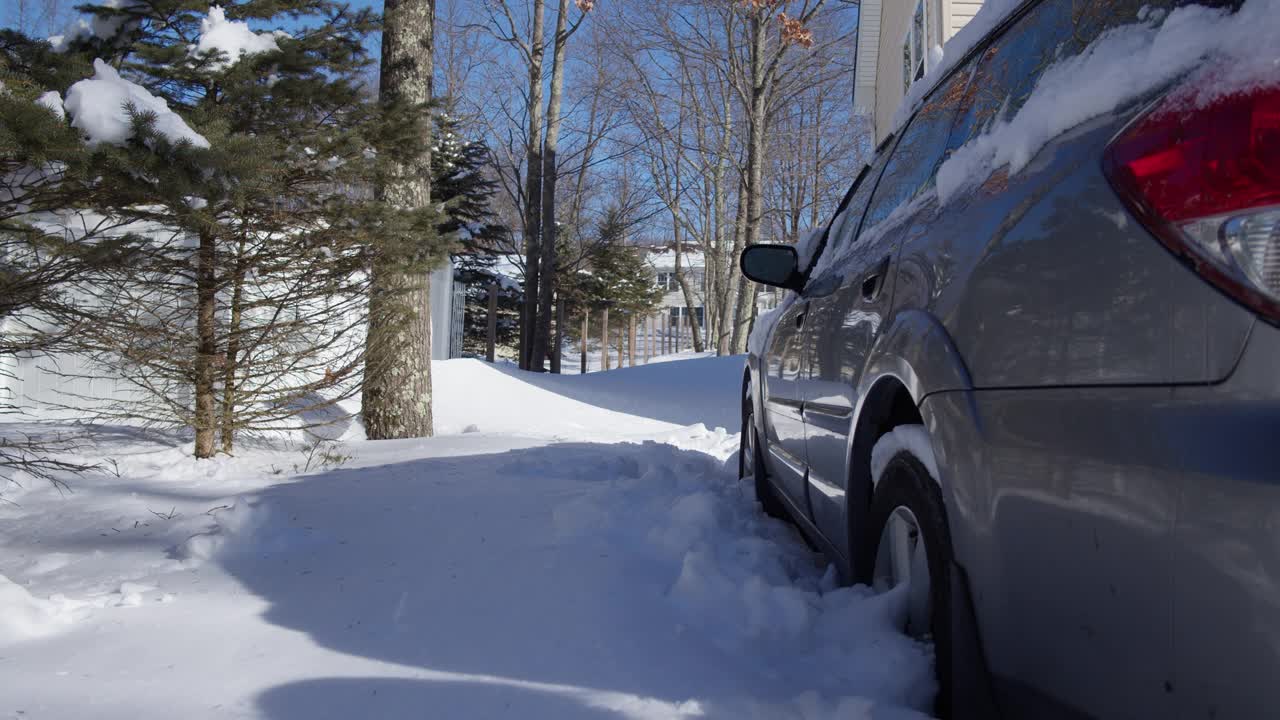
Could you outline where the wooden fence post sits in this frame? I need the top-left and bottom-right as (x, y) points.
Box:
(552, 298), (564, 374)
(628, 314), (636, 367)
(486, 281), (497, 363)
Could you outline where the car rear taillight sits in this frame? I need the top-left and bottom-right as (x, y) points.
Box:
(1104, 83), (1280, 323)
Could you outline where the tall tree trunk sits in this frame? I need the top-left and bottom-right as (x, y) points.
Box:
(732, 16), (768, 354)
(520, 0), (547, 370)
(723, 175), (748, 353)
(532, 0), (573, 372)
(193, 229), (218, 459)
(220, 236), (248, 454)
(600, 307), (609, 371)
(671, 226), (704, 353)
(363, 0), (435, 440)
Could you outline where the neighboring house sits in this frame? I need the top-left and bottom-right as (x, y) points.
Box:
(644, 242), (706, 339)
(1, 255), (461, 413)
(854, 0), (985, 141)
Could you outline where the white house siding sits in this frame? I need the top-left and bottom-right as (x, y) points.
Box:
(1, 259), (460, 417)
(950, 0), (984, 34)
(867, 0), (981, 141)
(853, 0), (883, 123)
(874, 0), (913, 138)
(428, 260), (454, 361)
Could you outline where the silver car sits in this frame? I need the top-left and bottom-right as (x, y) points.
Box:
(738, 0), (1279, 717)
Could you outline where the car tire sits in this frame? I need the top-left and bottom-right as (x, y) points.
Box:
(740, 397), (787, 520)
(857, 426), (955, 719)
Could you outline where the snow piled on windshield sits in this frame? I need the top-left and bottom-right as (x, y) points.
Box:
(937, 0), (1280, 204)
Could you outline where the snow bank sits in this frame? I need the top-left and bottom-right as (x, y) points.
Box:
(0, 573), (71, 645)
(64, 60), (209, 148)
(190, 6), (282, 70)
(551, 436), (936, 714)
(173, 500), (268, 566)
(937, 0), (1280, 204)
(434, 354), (742, 437)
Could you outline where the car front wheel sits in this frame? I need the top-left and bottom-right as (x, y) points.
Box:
(740, 394), (787, 519)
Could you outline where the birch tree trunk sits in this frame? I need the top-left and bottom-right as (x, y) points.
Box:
(731, 15), (768, 354)
(363, 0), (435, 440)
(520, 0), (546, 370)
(532, 0), (574, 372)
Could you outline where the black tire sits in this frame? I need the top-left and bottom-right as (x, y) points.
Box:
(856, 440), (955, 719)
(740, 399), (787, 520)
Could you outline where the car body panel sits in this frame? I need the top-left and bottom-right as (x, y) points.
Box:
(899, 108), (1254, 390)
(1168, 317), (1280, 720)
(801, 227), (905, 559)
(761, 299), (812, 518)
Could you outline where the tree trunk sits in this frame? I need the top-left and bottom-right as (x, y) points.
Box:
(600, 307), (610, 371)
(580, 309), (588, 374)
(723, 176), (748, 353)
(363, 0), (435, 440)
(220, 237), (248, 454)
(627, 314), (636, 366)
(520, 0), (547, 370)
(672, 229), (704, 353)
(193, 229), (218, 459)
(551, 296), (563, 373)
(532, 0), (573, 372)
(732, 13), (770, 354)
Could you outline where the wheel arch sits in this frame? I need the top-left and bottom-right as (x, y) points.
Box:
(845, 308), (973, 578)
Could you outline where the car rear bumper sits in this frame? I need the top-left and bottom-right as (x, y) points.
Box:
(921, 316), (1280, 718)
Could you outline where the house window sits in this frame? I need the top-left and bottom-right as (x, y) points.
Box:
(903, 0), (930, 91)
(668, 306), (704, 326)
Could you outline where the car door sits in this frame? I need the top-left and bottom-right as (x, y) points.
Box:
(800, 68), (971, 564)
(761, 299), (811, 517)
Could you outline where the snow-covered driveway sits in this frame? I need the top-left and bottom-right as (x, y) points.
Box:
(0, 356), (934, 719)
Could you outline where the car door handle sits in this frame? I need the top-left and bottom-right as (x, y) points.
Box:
(861, 255), (892, 302)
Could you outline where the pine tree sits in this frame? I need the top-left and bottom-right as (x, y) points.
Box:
(0, 33), (126, 483)
(36, 1), (435, 456)
(561, 208), (662, 352)
(430, 110), (514, 357)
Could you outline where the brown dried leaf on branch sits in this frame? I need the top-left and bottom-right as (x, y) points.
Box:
(778, 12), (814, 48)
(575, 0), (595, 11)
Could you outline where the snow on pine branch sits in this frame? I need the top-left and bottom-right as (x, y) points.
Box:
(62, 60), (209, 148)
(190, 6), (284, 71)
(47, 0), (142, 52)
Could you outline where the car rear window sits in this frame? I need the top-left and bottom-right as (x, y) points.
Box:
(946, 0), (1242, 156)
(860, 68), (973, 232)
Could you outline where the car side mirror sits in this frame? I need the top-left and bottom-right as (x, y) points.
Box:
(740, 244), (803, 291)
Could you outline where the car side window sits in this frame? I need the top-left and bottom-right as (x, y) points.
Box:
(860, 67), (972, 231)
(815, 150), (891, 270)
